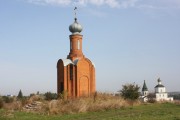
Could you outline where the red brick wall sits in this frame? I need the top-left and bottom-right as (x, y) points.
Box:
(57, 34), (96, 98)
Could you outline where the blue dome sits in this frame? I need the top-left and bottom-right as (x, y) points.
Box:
(69, 18), (83, 35)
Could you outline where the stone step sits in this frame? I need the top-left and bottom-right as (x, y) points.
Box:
(23, 101), (42, 111)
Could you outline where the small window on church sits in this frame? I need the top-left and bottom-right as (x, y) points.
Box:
(70, 41), (72, 50)
(60, 82), (64, 93)
(70, 65), (73, 80)
(77, 40), (80, 50)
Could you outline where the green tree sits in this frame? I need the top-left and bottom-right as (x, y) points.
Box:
(2, 96), (14, 103)
(120, 83), (140, 101)
(17, 89), (23, 99)
(44, 92), (57, 100)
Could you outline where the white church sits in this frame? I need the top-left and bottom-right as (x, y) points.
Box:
(141, 78), (173, 102)
(154, 78), (173, 101)
(141, 80), (149, 102)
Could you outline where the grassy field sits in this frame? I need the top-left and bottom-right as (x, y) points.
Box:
(0, 102), (180, 120)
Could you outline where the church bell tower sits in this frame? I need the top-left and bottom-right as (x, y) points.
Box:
(57, 8), (96, 97)
(68, 18), (84, 61)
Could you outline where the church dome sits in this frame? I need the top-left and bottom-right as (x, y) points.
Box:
(155, 78), (165, 88)
(69, 18), (83, 35)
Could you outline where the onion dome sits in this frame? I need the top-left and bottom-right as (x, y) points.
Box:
(155, 78), (165, 88)
(157, 78), (161, 83)
(69, 18), (83, 35)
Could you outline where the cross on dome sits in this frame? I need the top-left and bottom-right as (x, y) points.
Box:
(69, 7), (83, 35)
(74, 7), (77, 19)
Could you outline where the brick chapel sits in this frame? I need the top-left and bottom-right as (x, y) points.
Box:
(57, 13), (96, 97)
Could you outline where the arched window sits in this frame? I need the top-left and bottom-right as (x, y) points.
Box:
(77, 40), (80, 50)
(70, 41), (72, 50)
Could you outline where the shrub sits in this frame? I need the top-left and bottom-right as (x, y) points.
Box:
(0, 98), (4, 108)
(147, 93), (156, 103)
(30, 93), (35, 97)
(21, 97), (29, 106)
(58, 91), (68, 100)
(45, 92), (57, 101)
(2, 96), (14, 103)
(2, 101), (22, 110)
(29, 95), (43, 102)
(120, 83), (140, 101)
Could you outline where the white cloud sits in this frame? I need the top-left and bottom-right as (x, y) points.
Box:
(105, 0), (120, 8)
(27, 0), (72, 6)
(24, 0), (121, 8)
(24, 0), (180, 9)
(119, 0), (139, 8)
(89, 0), (105, 6)
(136, 0), (180, 9)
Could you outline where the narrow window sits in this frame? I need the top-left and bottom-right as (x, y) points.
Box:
(70, 41), (72, 50)
(60, 82), (64, 93)
(70, 65), (73, 80)
(77, 40), (80, 50)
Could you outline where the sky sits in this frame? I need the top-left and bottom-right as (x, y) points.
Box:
(0, 0), (180, 96)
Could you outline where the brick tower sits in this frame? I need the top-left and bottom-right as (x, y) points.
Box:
(57, 11), (96, 97)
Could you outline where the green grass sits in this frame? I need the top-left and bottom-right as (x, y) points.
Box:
(0, 103), (180, 120)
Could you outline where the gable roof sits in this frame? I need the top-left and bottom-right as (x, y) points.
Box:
(62, 59), (73, 66)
